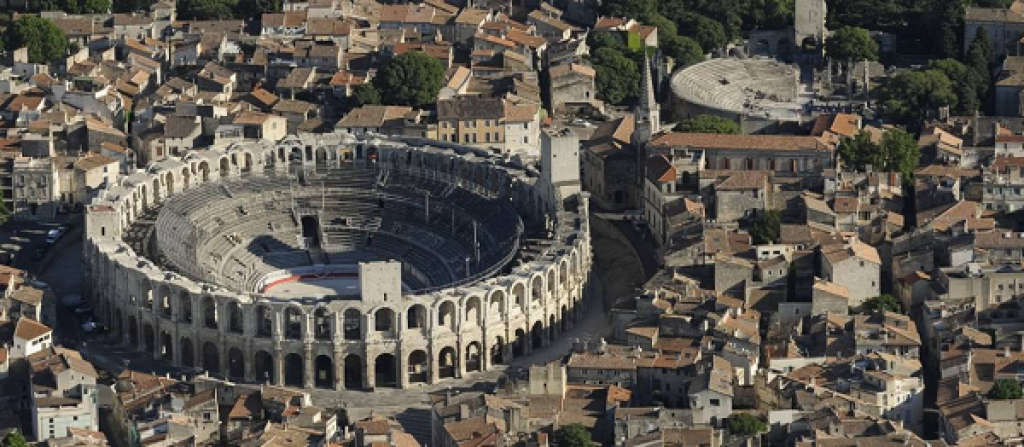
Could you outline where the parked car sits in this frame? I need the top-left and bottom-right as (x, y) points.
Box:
(45, 227), (66, 245)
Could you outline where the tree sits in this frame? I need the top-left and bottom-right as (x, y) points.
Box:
(6, 16), (68, 64)
(238, 0), (281, 18)
(351, 84), (380, 107)
(601, 0), (657, 21)
(675, 115), (741, 134)
(839, 129), (919, 179)
(826, 26), (879, 64)
(587, 31), (627, 54)
(113, 0), (154, 12)
(661, 35), (704, 67)
(553, 423), (593, 447)
(927, 59), (984, 115)
(675, 12), (728, 53)
(863, 294), (902, 313)
(373, 52), (444, 107)
(879, 128), (920, 180)
(879, 69), (956, 129)
(728, 413), (767, 436)
(177, 0), (238, 20)
(966, 27), (993, 104)
(750, 210), (781, 245)
(1, 433), (28, 447)
(989, 379), (1024, 400)
(591, 47), (640, 105)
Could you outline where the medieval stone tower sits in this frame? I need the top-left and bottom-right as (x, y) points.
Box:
(794, 0), (827, 51)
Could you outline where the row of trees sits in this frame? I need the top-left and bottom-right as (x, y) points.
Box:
(175, 0), (281, 20)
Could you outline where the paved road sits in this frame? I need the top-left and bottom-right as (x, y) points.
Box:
(593, 212), (659, 280)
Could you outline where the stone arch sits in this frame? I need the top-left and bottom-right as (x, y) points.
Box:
(407, 304), (427, 329)
(199, 161), (210, 182)
(128, 316), (139, 348)
(514, 328), (526, 356)
(408, 350), (428, 383)
(465, 342), (482, 372)
(560, 261), (569, 288)
(243, 153), (254, 172)
(142, 323), (155, 353)
(284, 353), (304, 387)
(344, 354), (363, 389)
(512, 282), (526, 311)
(465, 296), (482, 327)
(313, 307), (332, 340)
(491, 336), (505, 364)
(254, 350), (274, 383)
(152, 177), (161, 203)
(228, 347), (245, 381)
(179, 293), (193, 324)
(546, 269), (556, 296)
(180, 337), (194, 367)
(165, 172), (175, 196)
(549, 314), (557, 340)
(530, 276), (543, 306)
(438, 301), (456, 330)
(488, 290), (505, 320)
(202, 341), (219, 374)
(343, 308), (362, 340)
(561, 305), (569, 332)
(228, 301), (243, 333)
(438, 346), (457, 379)
(181, 166), (191, 189)
(374, 307), (396, 333)
(202, 296), (218, 329)
(219, 157), (230, 178)
(531, 321), (544, 349)
(316, 147), (328, 163)
(256, 305), (273, 337)
(159, 287), (172, 318)
(314, 355), (334, 389)
(284, 306), (303, 340)
(160, 331), (173, 360)
(375, 353), (398, 387)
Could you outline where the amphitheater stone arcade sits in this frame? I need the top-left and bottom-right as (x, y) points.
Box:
(85, 134), (593, 390)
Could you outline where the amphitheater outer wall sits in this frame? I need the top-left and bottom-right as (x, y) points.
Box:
(84, 133), (593, 390)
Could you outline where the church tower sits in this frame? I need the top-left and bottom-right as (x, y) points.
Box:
(633, 52), (661, 207)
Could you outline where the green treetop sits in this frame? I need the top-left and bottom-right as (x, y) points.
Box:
(7, 15), (68, 64)
(553, 423), (593, 447)
(373, 52), (445, 108)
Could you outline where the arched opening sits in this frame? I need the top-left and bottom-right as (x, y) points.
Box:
(316, 147), (327, 163)
(256, 305), (272, 337)
(199, 162), (210, 181)
(547, 270), (555, 296)
(202, 297), (218, 329)
(243, 153), (253, 172)
(179, 293), (193, 324)
(465, 342), (481, 372)
(202, 342), (220, 375)
(314, 308), (332, 340)
(113, 308), (123, 336)
(219, 157), (230, 178)
(531, 321), (544, 349)
(754, 39), (770, 54)
(284, 307), (303, 340)
(561, 305), (569, 332)
(549, 315), (557, 340)
(254, 350), (274, 383)
(344, 355), (363, 389)
(304, 146), (313, 161)
(143, 293), (153, 310)
(165, 174), (175, 196)
(513, 283), (526, 311)
(489, 291), (505, 320)
(160, 290), (172, 318)
(181, 167), (191, 189)
(374, 308), (395, 333)
(228, 348), (245, 381)
(491, 337), (505, 364)
(408, 350), (428, 383)
(531, 277), (543, 306)
(315, 355), (334, 389)
(465, 297), (481, 327)
(128, 317), (139, 348)
(374, 354), (397, 387)
(229, 302), (243, 333)
(284, 353), (304, 387)
(290, 147), (303, 166)
(438, 301), (455, 330)
(344, 309), (361, 340)
(514, 328), (526, 357)
(407, 305), (426, 329)
(180, 337), (194, 367)
(160, 331), (173, 360)
(152, 178), (161, 203)
(300, 215), (320, 246)
(801, 36), (818, 51)
(142, 324), (154, 353)
(438, 347), (456, 379)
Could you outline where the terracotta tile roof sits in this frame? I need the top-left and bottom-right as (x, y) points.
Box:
(502, 102), (538, 122)
(717, 171), (767, 190)
(14, 317), (50, 340)
(646, 155), (676, 183)
(568, 352), (636, 370)
(813, 279), (849, 298)
(336, 105), (412, 128)
(832, 196), (859, 214)
(927, 200), (979, 232)
(651, 133), (829, 152)
(549, 63), (595, 78)
(505, 29), (547, 49)
(228, 394), (263, 419)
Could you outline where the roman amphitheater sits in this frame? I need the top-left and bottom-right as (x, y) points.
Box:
(668, 57), (811, 123)
(84, 131), (592, 390)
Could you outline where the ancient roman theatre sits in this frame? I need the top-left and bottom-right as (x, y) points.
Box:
(84, 132), (592, 390)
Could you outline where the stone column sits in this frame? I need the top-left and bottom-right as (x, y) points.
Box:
(273, 348), (284, 387)
(303, 344), (314, 388)
(364, 350), (375, 389)
(333, 344), (346, 391)
(398, 347), (409, 389)
(428, 348), (439, 385)
(244, 340), (255, 383)
(455, 342), (465, 379)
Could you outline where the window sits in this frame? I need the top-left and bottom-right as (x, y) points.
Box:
(710, 399), (720, 406)
(523, 123), (529, 129)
